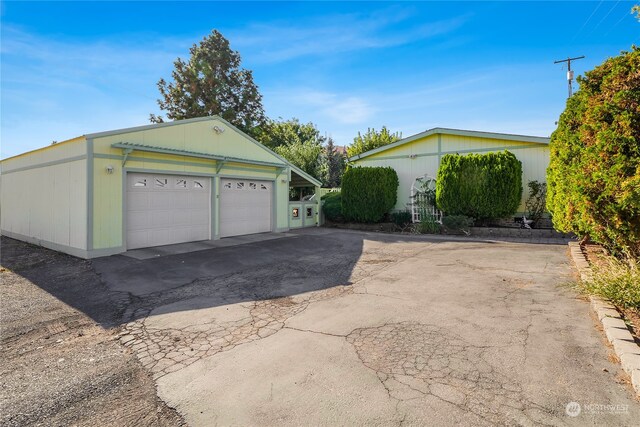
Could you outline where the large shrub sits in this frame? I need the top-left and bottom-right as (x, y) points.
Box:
(547, 46), (640, 260)
(321, 192), (343, 222)
(436, 151), (523, 222)
(341, 167), (399, 223)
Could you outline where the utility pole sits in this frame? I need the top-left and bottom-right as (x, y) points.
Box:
(554, 56), (585, 98)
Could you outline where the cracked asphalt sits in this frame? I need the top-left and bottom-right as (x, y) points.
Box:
(93, 229), (640, 425)
(96, 229), (640, 426)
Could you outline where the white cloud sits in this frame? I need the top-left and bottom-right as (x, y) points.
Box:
(230, 8), (470, 63)
(265, 88), (374, 125)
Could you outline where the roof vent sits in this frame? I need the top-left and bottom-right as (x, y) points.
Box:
(212, 125), (225, 134)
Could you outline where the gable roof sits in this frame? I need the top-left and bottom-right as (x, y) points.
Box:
(2, 115), (323, 187)
(84, 116), (217, 139)
(97, 116), (324, 187)
(348, 127), (550, 162)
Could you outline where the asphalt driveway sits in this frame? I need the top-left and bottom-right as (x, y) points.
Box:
(98, 228), (639, 426)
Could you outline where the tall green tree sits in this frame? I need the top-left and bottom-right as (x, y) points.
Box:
(320, 137), (346, 187)
(547, 46), (640, 260)
(347, 126), (402, 158)
(275, 141), (323, 179)
(150, 30), (266, 134)
(255, 118), (325, 150)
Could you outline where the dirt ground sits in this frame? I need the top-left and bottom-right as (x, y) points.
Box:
(0, 237), (184, 427)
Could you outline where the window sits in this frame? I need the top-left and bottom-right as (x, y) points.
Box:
(175, 179), (187, 188)
(236, 182), (245, 190)
(260, 184), (268, 190)
(224, 182), (232, 189)
(292, 208), (299, 218)
(306, 207), (313, 218)
(194, 180), (204, 189)
(133, 178), (147, 187)
(155, 178), (168, 188)
(249, 182), (257, 190)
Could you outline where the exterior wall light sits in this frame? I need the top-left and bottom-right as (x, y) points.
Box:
(409, 154), (417, 159)
(106, 165), (114, 174)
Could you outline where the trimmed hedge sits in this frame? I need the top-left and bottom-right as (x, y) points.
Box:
(390, 210), (412, 227)
(436, 151), (522, 221)
(321, 192), (343, 222)
(547, 46), (640, 260)
(341, 167), (399, 223)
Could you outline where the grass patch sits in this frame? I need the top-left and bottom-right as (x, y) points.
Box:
(581, 258), (640, 312)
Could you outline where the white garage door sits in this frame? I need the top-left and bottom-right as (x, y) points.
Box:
(126, 173), (211, 249)
(219, 179), (272, 238)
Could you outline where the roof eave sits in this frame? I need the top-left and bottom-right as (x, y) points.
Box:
(349, 128), (550, 162)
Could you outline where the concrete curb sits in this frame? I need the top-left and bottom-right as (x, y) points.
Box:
(568, 242), (640, 397)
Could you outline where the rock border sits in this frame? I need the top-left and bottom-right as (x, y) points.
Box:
(568, 242), (640, 396)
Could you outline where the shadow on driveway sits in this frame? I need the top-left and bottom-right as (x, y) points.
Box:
(2, 230), (385, 327)
(1, 229), (515, 329)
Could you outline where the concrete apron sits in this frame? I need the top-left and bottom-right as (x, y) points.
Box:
(121, 232), (296, 260)
(116, 229), (640, 426)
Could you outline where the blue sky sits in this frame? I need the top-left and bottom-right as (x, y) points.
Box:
(1, 1), (638, 158)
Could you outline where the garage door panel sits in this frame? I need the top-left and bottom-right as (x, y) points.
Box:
(189, 192), (210, 209)
(126, 173), (211, 249)
(127, 192), (150, 210)
(189, 226), (210, 240)
(128, 211), (150, 229)
(151, 192), (189, 209)
(150, 211), (172, 227)
(219, 178), (272, 238)
(189, 209), (210, 225)
(127, 230), (148, 250)
(169, 227), (191, 242)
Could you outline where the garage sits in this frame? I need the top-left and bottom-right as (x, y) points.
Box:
(0, 116), (322, 258)
(219, 178), (272, 238)
(126, 173), (211, 249)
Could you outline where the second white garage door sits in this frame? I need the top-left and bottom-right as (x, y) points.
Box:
(219, 179), (272, 238)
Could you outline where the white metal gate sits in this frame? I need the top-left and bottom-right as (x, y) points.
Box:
(410, 175), (443, 224)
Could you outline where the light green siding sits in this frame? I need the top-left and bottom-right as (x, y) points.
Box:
(288, 201), (318, 229)
(90, 117), (292, 251)
(352, 132), (549, 212)
(1, 137), (88, 253)
(2, 117), (321, 258)
(91, 117), (281, 164)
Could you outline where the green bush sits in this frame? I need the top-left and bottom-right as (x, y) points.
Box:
(341, 166), (399, 223)
(580, 258), (640, 311)
(390, 210), (412, 227)
(321, 192), (343, 222)
(442, 215), (474, 234)
(547, 46), (640, 260)
(436, 151), (523, 222)
(416, 212), (441, 234)
(524, 180), (547, 228)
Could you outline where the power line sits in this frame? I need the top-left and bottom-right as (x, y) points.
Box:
(554, 56), (585, 98)
(590, 0), (621, 33)
(571, 0), (603, 43)
(605, 6), (634, 35)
